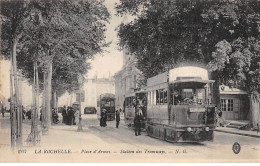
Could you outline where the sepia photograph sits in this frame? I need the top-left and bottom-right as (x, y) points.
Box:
(0, 0), (260, 163)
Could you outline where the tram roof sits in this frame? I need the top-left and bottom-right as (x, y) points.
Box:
(170, 79), (214, 84)
(169, 66), (209, 82)
(170, 78), (214, 88)
(98, 93), (115, 100)
(125, 90), (146, 97)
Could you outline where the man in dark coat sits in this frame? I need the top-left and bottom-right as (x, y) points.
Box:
(1, 105), (4, 117)
(100, 109), (107, 127)
(61, 106), (67, 124)
(115, 110), (120, 128)
(26, 110), (32, 120)
(52, 109), (59, 124)
(68, 107), (75, 125)
(134, 109), (143, 136)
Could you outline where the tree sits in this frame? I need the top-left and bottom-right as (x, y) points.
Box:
(116, 0), (260, 128)
(1, 0), (110, 131)
(205, 0), (260, 127)
(1, 0), (32, 148)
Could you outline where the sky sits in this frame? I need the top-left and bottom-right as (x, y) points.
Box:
(86, 0), (124, 79)
(1, 0), (125, 107)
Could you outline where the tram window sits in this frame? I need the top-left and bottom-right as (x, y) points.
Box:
(126, 97), (130, 107)
(150, 92), (153, 105)
(153, 91), (156, 105)
(149, 92), (151, 105)
(160, 89), (164, 103)
(155, 89), (167, 104)
(164, 90), (167, 103)
(182, 89), (193, 98)
(110, 100), (115, 107)
(156, 90), (160, 104)
(147, 92), (149, 104)
(148, 92), (151, 105)
(129, 97), (131, 107)
(129, 97), (132, 107)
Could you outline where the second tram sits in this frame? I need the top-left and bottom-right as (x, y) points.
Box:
(97, 93), (116, 121)
(124, 91), (147, 129)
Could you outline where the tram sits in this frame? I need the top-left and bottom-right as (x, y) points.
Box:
(145, 66), (216, 142)
(97, 93), (116, 121)
(124, 90), (147, 129)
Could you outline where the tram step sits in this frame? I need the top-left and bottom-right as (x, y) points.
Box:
(226, 124), (248, 129)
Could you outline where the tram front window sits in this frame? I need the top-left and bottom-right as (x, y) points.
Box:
(172, 88), (206, 105)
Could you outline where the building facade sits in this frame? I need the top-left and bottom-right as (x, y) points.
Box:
(219, 85), (250, 121)
(66, 76), (115, 114)
(82, 76), (115, 110)
(114, 46), (143, 110)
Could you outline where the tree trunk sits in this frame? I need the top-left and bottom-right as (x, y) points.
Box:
(51, 90), (57, 110)
(56, 96), (59, 110)
(10, 56), (16, 149)
(41, 72), (47, 135)
(12, 36), (22, 148)
(35, 61), (39, 126)
(30, 63), (36, 143)
(211, 71), (221, 108)
(46, 62), (53, 127)
(54, 91), (57, 110)
(249, 94), (260, 128)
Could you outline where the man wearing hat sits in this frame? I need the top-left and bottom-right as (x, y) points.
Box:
(115, 110), (120, 128)
(134, 106), (143, 136)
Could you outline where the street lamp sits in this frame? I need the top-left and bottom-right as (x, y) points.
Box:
(77, 75), (83, 132)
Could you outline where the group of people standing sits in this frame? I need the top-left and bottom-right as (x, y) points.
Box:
(61, 106), (78, 125)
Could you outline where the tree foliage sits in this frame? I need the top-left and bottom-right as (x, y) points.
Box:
(1, 0), (110, 97)
(116, 0), (260, 96)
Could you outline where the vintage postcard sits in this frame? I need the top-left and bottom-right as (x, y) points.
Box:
(0, 0), (260, 163)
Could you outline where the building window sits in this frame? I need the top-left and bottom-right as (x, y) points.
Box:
(221, 99), (226, 111)
(221, 99), (233, 111)
(227, 99), (233, 111)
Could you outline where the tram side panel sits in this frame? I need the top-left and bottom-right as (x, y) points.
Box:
(167, 105), (215, 142)
(146, 104), (169, 140)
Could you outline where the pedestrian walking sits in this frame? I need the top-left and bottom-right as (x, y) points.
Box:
(134, 107), (143, 136)
(1, 107), (5, 117)
(74, 109), (79, 125)
(100, 109), (107, 127)
(115, 110), (120, 128)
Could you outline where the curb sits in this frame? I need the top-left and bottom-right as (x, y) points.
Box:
(215, 129), (260, 138)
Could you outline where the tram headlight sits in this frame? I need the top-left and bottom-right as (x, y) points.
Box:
(187, 127), (192, 132)
(205, 127), (209, 131)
